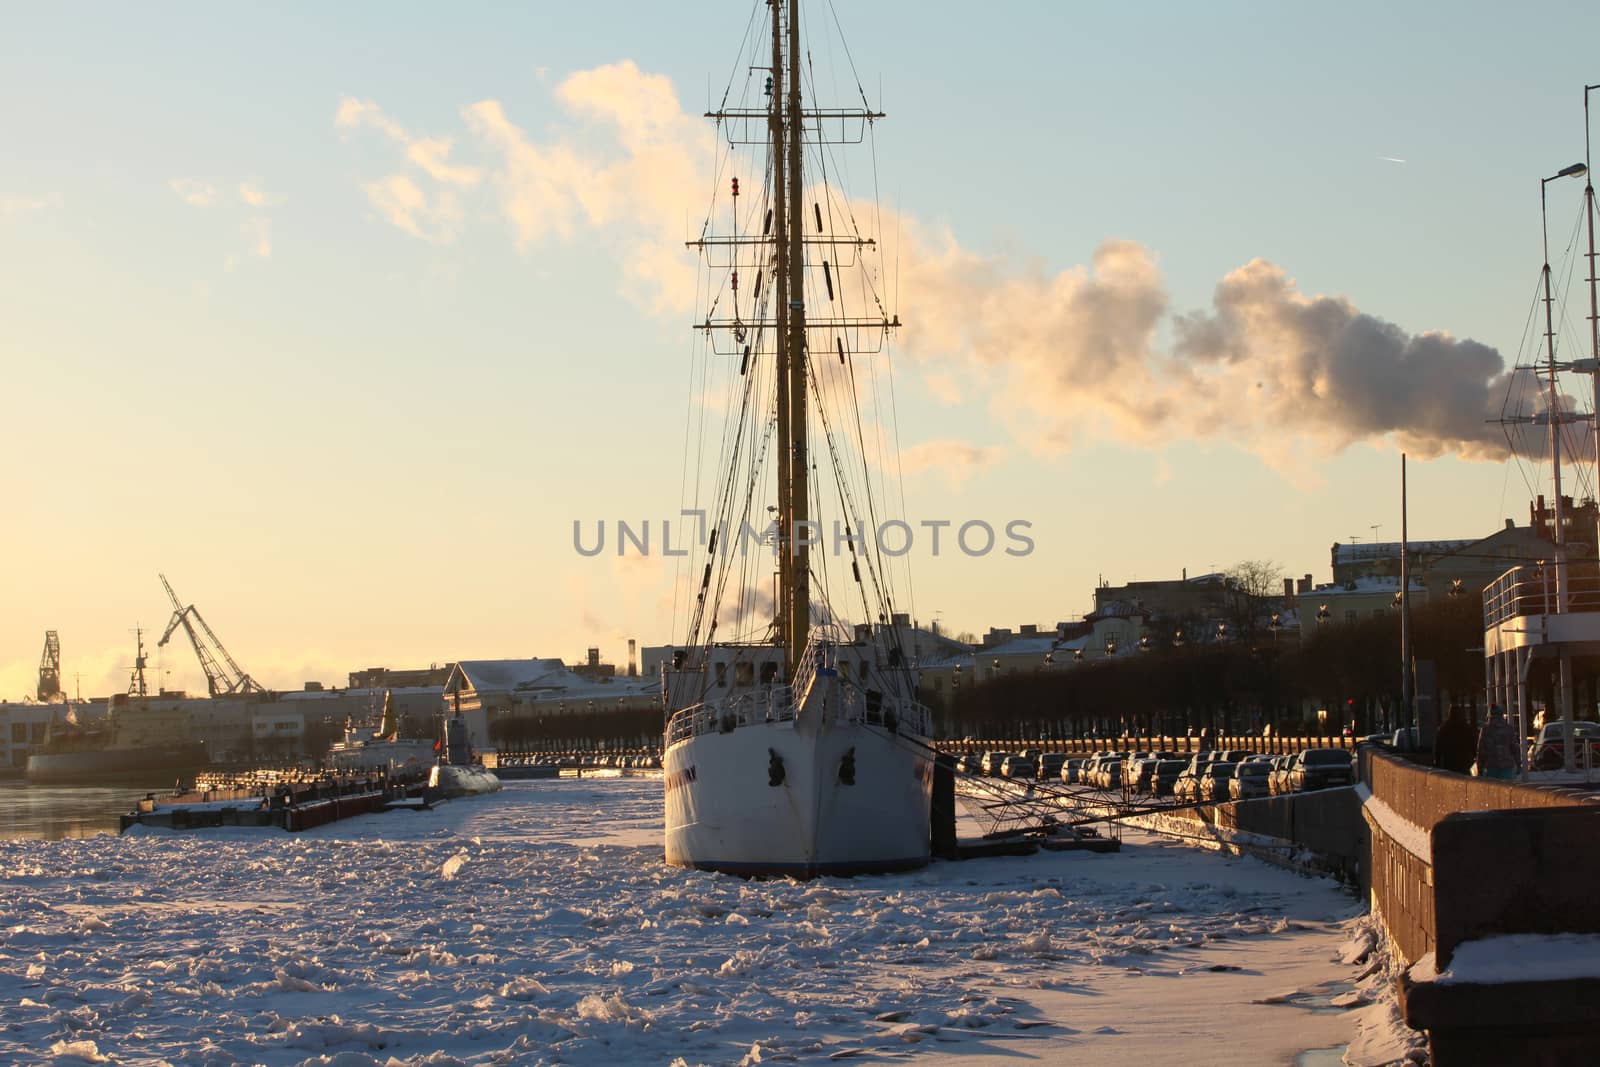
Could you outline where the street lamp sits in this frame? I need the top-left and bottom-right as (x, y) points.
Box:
(1540, 161), (1588, 548)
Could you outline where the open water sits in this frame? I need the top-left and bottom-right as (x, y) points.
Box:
(0, 780), (169, 840)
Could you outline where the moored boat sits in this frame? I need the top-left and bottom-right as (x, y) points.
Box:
(663, 0), (933, 877)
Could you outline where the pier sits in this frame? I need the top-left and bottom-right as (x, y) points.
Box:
(118, 765), (434, 833)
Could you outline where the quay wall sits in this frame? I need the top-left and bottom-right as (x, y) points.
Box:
(1138, 786), (1364, 883)
(1358, 747), (1595, 969)
(1357, 748), (1600, 1065)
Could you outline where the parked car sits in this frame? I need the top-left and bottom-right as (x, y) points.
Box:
(1199, 762), (1239, 802)
(1228, 761), (1273, 801)
(1528, 721), (1600, 770)
(1173, 766), (1202, 803)
(1126, 757), (1162, 795)
(956, 753), (982, 775)
(1000, 754), (1034, 779)
(1288, 748), (1355, 792)
(1096, 760), (1126, 790)
(980, 751), (1012, 776)
(1038, 753), (1068, 780)
(1061, 757), (1087, 784)
(1150, 759), (1188, 797)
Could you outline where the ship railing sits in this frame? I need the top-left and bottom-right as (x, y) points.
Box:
(1484, 559), (1600, 631)
(835, 682), (933, 736)
(664, 685), (800, 746)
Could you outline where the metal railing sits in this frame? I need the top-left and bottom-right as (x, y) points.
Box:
(664, 674), (933, 746)
(665, 685), (798, 746)
(1484, 559), (1600, 630)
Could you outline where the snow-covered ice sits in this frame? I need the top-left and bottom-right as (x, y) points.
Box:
(1, 777), (1383, 1065)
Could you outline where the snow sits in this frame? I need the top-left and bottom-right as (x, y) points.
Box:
(1354, 783), (1432, 864)
(1, 777), (1383, 1066)
(1413, 932), (1600, 984)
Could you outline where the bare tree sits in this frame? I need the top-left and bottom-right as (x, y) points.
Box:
(1225, 559), (1285, 638)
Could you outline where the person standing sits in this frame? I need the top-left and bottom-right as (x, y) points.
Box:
(1475, 705), (1520, 780)
(1433, 706), (1476, 774)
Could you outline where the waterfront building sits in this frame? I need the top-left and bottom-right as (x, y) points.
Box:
(442, 658), (661, 751)
(0, 703), (64, 776)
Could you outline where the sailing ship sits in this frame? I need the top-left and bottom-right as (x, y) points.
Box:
(662, 0), (934, 877)
(1481, 90), (1600, 774)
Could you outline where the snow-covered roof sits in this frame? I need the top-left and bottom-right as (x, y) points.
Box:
(1334, 539), (1474, 565)
(446, 659), (660, 701)
(1310, 576), (1425, 599)
(448, 659), (572, 695)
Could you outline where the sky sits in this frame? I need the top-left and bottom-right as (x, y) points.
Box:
(5, 1), (1600, 700)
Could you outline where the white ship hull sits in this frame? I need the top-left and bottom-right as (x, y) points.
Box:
(664, 685), (933, 877)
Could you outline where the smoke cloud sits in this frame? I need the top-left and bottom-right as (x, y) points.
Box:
(338, 62), (1532, 468)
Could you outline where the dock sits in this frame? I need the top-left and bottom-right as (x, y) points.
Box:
(119, 765), (434, 833)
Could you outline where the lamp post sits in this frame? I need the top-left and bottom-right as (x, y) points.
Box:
(1541, 160), (1587, 773)
(1540, 162), (1587, 555)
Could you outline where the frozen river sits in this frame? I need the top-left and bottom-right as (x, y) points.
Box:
(0, 776), (1412, 1065)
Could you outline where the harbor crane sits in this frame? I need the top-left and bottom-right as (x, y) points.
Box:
(156, 574), (264, 696)
(37, 631), (62, 701)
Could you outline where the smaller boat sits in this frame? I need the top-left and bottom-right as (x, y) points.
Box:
(429, 714), (501, 798)
(326, 690), (434, 771)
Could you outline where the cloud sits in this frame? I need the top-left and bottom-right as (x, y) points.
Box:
(337, 97), (481, 244)
(360, 173), (463, 243)
(341, 63), (709, 308)
(241, 216), (271, 259)
(898, 439), (1004, 488)
(461, 64), (710, 311)
(1171, 259), (1513, 459)
(340, 63), (1521, 467)
(336, 98), (482, 187)
(1, 192), (63, 220)
(238, 181), (281, 207)
(169, 179), (218, 207)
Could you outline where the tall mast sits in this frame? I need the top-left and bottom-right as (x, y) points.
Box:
(1586, 84), (1600, 561)
(771, 0), (792, 662)
(1542, 176), (1565, 549)
(784, 0), (810, 674)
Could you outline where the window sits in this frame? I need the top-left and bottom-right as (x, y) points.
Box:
(715, 662), (728, 688)
(734, 661), (754, 686)
(10, 723), (23, 743)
